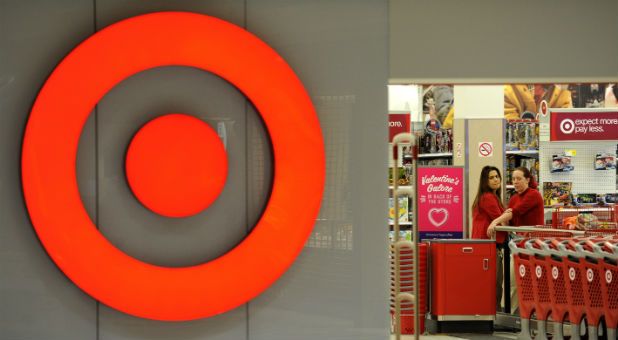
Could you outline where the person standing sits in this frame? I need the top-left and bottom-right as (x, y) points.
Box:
(471, 165), (506, 312)
(472, 166), (505, 240)
(487, 166), (544, 314)
(487, 166), (544, 234)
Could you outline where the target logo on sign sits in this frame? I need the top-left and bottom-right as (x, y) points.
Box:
(587, 269), (594, 282)
(552, 266), (559, 280)
(535, 265), (542, 278)
(519, 264), (526, 277)
(607, 270), (613, 284)
(21, 12), (325, 321)
(560, 118), (575, 134)
(540, 100), (548, 117)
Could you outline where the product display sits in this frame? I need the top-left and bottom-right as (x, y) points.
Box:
(550, 153), (574, 172)
(389, 197), (409, 223)
(600, 193), (618, 204)
(571, 193), (598, 205)
(419, 129), (452, 154)
(542, 182), (572, 206)
(505, 120), (538, 151)
(594, 153), (616, 170)
(390, 167), (410, 186)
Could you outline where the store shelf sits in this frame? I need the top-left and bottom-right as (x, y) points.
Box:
(389, 221), (412, 225)
(418, 152), (452, 158)
(506, 150), (539, 155)
(389, 185), (413, 190)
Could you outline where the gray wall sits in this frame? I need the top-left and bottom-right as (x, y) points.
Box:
(390, 0), (618, 83)
(0, 1), (389, 339)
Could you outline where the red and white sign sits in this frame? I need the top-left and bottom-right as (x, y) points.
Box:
(417, 166), (464, 240)
(478, 142), (493, 157)
(389, 113), (410, 142)
(551, 110), (618, 141)
(456, 143), (462, 158)
(21, 12), (325, 321)
(539, 100), (548, 117)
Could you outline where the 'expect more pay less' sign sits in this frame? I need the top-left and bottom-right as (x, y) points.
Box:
(551, 111), (618, 141)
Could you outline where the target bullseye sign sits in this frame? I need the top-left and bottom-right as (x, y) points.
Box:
(21, 12), (325, 321)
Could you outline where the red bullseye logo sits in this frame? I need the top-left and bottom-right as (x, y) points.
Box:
(21, 12), (325, 321)
(126, 113), (228, 218)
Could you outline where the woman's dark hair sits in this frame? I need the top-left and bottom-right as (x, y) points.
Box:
(472, 165), (504, 214)
(514, 166), (538, 189)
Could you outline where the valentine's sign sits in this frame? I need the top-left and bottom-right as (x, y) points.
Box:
(417, 166), (464, 240)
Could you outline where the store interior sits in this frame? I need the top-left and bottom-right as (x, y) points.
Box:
(387, 83), (618, 339)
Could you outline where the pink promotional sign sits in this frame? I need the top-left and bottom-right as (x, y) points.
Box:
(417, 167), (464, 240)
(550, 110), (618, 141)
(389, 113), (410, 142)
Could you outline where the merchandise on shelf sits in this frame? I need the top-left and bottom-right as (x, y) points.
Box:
(506, 119), (538, 151)
(505, 156), (538, 186)
(542, 182), (572, 207)
(594, 153), (616, 170)
(388, 230), (412, 243)
(419, 129), (452, 154)
(550, 153), (574, 173)
(572, 193), (598, 205)
(600, 193), (618, 204)
(389, 197), (409, 223)
(389, 167), (410, 186)
(418, 158), (452, 166)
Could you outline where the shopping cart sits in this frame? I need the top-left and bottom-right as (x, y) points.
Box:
(522, 239), (554, 340)
(537, 239), (573, 340)
(552, 205), (617, 229)
(556, 238), (608, 340)
(510, 238), (543, 340)
(597, 239), (617, 340)
(576, 238), (618, 340)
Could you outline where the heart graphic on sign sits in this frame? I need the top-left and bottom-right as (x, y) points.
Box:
(428, 208), (448, 227)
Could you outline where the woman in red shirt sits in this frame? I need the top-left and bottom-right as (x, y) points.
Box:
(471, 165), (505, 311)
(488, 166), (544, 236)
(487, 166), (544, 313)
(472, 166), (505, 240)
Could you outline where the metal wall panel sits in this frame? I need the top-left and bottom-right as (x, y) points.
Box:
(0, 1), (98, 339)
(390, 0), (618, 83)
(246, 1), (389, 339)
(92, 2), (250, 339)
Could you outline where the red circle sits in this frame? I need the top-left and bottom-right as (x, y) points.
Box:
(21, 12), (325, 320)
(125, 114), (227, 218)
(479, 143), (492, 156)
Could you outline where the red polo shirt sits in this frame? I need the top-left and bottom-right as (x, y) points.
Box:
(508, 187), (544, 227)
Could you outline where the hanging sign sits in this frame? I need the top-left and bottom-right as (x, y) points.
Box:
(550, 110), (618, 141)
(417, 166), (464, 240)
(389, 113), (411, 142)
(539, 100), (548, 117)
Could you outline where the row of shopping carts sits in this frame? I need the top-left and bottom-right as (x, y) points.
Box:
(509, 231), (617, 340)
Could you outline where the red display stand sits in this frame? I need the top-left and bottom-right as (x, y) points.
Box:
(430, 239), (496, 320)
